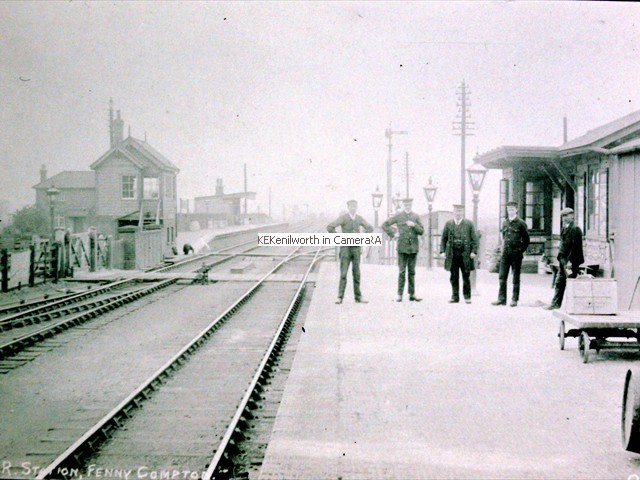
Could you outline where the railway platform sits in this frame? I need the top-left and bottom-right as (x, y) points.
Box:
(175, 222), (282, 254)
(259, 263), (640, 479)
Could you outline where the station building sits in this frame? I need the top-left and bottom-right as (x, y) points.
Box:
(476, 109), (640, 309)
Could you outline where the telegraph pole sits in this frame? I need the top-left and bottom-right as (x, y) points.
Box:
(453, 80), (474, 211)
(405, 152), (410, 198)
(385, 125), (408, 217)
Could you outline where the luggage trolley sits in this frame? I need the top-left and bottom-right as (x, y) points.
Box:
(554, 310), (640, 363)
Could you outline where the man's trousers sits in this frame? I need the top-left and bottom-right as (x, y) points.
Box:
(450, 251), (471, 300)
(498, 249), (523, 303)
(398, 252), (418, 296)
(338, 247), (362, 300)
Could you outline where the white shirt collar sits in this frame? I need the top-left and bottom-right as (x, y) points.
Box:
(348, 212), (357, 221)
(508, 215), (517, 221)
(454, 218), (463, 225)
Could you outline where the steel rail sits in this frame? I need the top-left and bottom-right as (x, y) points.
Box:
(0, 235), (277, 328)
(0, 228), (317, 359)
(0, 278), (178, 360)
(0, 278), (136, 326)
(36, 245), (312, 480)
(203, 246), (322, 479)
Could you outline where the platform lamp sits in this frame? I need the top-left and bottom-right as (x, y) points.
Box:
(46, 185), (61, 241)
(423, 177), (438, 269)
(467, 161), (487, 294)
(371, 185), (383, 228)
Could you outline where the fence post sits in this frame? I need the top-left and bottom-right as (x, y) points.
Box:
(1, 248), (9, 292)
(89, 227), (96, 272)
(29, 244), (36, 287)
(63, 230), (72, 277)
(51, 242), (60, 283)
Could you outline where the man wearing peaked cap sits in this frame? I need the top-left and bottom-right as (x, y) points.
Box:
(440, 204), (478, 304)
(382, 198), (425, 302)
(546, 206), (584, 309)
(327, 199), (374, 305)
(492, 201), (530, 307)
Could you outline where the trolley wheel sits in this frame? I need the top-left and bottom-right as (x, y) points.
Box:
(622, 369), (640, 453)
(558, 320), (566, 351)
(579, 331), (590, 363)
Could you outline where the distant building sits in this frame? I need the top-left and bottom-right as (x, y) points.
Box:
(178, 178), (259, 230)
(33, 166), (96, 233)
(477, 109), (640, 308)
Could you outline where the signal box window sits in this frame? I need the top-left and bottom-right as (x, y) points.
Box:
(144, 177), (159, 199)
(122, 176), (137, 200)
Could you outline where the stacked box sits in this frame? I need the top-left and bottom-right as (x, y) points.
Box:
(564, 278), (617, 315)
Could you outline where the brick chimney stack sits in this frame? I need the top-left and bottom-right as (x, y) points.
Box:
(112, 110), (124, 146)
(109, 99), (125, 148)
(215, 179), (224, 196)
(40, 164), (47, 183)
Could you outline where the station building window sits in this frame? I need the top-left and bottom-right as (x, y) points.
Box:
(586, 166), (608, 237)
(122, 176), (137, 200)
(524, 180), (546, 232)
(144, 177), (159, 199)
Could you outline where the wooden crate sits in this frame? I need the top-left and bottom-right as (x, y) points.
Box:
(564, 278), (617, 315)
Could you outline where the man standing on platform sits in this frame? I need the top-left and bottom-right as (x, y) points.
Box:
(546, 207), (584, 310)
(440, 204), (478, 304)
(382, 198), (424, 302)
(327, 200), (374, 305)
(492, 201), (530, 307)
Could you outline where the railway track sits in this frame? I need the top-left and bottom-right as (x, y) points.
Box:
(32, 245), (324, 480)
(0, 224), (319, 364)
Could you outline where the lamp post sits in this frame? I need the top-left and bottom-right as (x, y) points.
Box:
(385, 127), (408, 218)
(46, 185), (60, 240)
(423, 177), (438, 269)
(467, 161), (487, 293)
(371, 185), (383, 228)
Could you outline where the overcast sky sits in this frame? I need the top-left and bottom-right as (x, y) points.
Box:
(1, 1), (639, 222)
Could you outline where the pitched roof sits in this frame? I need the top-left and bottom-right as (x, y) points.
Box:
(126, 137), (179, 172)
(90, 136), (180, 173)
(476, 146), (558, 168)
(559, 109), (640, 151)
(610, 137), (640, 155)
(477, 109), (640, 168)
(33, 171), (95, 189)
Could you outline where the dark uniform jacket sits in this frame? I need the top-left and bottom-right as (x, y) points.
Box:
(382, 211), (424, 254)
(558, 222), (584, 267)
(501, 217), (530, 254)
(327, 213), (374, 250)
(440, 219), (478, 272)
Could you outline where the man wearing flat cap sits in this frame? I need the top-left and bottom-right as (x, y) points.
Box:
(547, 207), (584, 309)
(492, 201), (530, 307)
(382, 198), (424, 302)
(440, 204), (478, 304)
(327, 200), (374, 304)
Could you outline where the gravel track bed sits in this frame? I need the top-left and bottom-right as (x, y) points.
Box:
(76, 282), (300, 477)
(0, 282), (254, 479)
